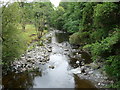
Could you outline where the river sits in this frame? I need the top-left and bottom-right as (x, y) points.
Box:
(2, 30), (97, 89)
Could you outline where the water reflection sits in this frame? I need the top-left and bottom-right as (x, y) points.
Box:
(74, 74), (96, 88)
(33, 54), (74, 88)
(55, 32), (69, 43)
(2, 71), (41, 88)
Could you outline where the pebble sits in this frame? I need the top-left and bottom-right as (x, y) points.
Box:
(49, 66), (54, 69)
(27, 56), (31, 58)
(64, 49), (69, 51)
(98, 83), (101, 85)
(88, 71), (93, 74)
(76, 61), (79, 64)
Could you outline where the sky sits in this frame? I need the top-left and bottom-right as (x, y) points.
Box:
(50, 0), (61, 7)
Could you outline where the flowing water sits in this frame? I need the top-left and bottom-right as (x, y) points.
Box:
(2, 31), (96, 89)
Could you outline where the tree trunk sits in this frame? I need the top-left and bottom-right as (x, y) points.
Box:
(22, 24), (26, 32)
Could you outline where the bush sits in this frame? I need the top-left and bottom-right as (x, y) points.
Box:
(2, 24), (27, 64)
(63, 19), (80, 33)
(85, 31), (120, 60)
(105, 55), (120, 79)
(94, 2), (118, 28)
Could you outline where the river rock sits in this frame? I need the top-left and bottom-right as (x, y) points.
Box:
(27, 59), (32, 62)
(64, 49), (69, 51)
(90, 63), (100, 69)
(21, 56), (25, 59)
(88, 71), (93, 74)
(49, 66), (54, 69)
(22, 68), (26, 72)
(48, 49), (52, 52)
(41, 62), (46, 65)
(81, 68), (86, 73)
(27, 55), (32, 58)
(98, 83), (101, 86)
(64, 52), (68, 55)
(83, 73), (87, 75)
(76, 61), (79, 64)
(48, 45), (52, 48)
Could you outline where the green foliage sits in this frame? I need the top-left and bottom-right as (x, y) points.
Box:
(64, 20), (79, 33)
(3, 25), (25, 62)
(50, 6), (65, 30)
(105, 55), (120, 79)
(94, 2), (118, 28)
(2, 23), (37, 64)
(108, 81), (120, 88)
(81, 3), (97, 31)
(31, 2), (53, 39)
(50, 2), (85, 33)
(84, 31), (120, 60)
(2, 3), (22, 63)
(90, 28), (109, 42)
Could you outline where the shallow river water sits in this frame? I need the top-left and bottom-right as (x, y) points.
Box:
(2, 31), (97, 89)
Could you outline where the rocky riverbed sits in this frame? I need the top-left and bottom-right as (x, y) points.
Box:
(11, 31), (54, 73)
(69, 47), (114, 88)
(3, 30), (114, 88)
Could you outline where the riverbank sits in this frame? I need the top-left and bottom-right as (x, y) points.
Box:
(2, 30), (114, 88)
(10, 30), (53, 73)
(69, 47), (114, 88)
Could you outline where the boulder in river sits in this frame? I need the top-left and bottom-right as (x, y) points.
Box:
(49, 66), (55, 69)
(48, 49), (52, 52)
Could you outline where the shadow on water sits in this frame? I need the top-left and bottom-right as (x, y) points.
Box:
(2, 71), (41, 88)
(55, 32), (69, 43)
(74, 74), (97, 89)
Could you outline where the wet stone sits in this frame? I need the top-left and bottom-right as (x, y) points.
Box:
(76, 61), (79, 64)
(27, 55), (32, 58)
(81, 68), (85, 73)
(49, 66), (55, 69)
(64, 49), (69, 51)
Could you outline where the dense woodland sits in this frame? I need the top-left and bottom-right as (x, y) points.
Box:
(1, 1), (120, 88)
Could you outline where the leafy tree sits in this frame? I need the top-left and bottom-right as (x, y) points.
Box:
(32, 2), (53, 39)
(2, 2), (24, 64)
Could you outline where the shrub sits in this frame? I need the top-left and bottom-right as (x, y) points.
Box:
(105, 55), (120, 79)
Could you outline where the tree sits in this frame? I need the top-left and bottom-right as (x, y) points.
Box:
(32, 2), (53, 39)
